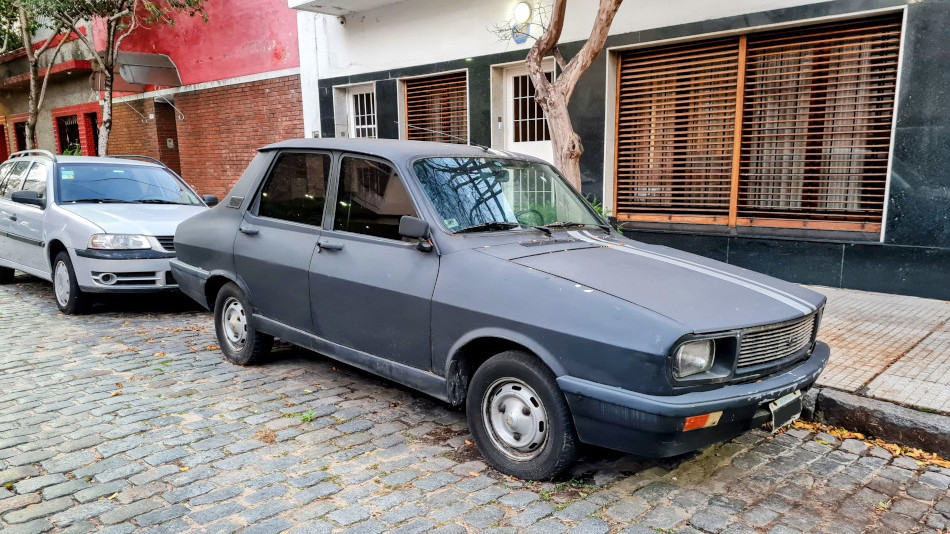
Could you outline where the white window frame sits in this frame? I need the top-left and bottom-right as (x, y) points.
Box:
(346, 84), (377, 139)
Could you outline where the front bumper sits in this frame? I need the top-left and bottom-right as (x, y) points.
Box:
(558, 341), (829, 457)
(71, 249), (179, 293)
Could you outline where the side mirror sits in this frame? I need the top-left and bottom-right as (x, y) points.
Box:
(202, 195), (219, 207)
(399, 215), (433, 252)
(399, 215), (429, 239)
(11, 190), (44, 208)
(607, 216), (620, 230)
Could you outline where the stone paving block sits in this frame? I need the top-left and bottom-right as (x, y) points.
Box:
(3, 497), (73, 524)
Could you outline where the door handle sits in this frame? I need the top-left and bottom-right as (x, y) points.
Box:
(317, 239), (343, 251)
(238, 224), (259, 235)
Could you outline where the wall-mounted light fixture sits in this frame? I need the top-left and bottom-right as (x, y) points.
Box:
(513, 2), (532, 24)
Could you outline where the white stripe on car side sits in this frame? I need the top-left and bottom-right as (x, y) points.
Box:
(567, 231), (814, 315)
(579, 231), (817, 313)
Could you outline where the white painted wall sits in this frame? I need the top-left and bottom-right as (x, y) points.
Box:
(307, 0), (828, 79)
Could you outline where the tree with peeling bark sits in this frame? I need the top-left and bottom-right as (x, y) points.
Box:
(11, 2), (71, 150)
(31, 0), (206, 155)
(498, 0), (624, 191)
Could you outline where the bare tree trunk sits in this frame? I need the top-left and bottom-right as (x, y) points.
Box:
(524, 0), (623, 191)
(99, 68), (114, 155)
(25, 60), (37, 150)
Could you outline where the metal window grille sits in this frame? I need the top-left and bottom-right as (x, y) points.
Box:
(350, 90), (377, 139)
(512, 74), (552, 143)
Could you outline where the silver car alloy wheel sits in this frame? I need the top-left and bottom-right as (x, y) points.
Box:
(221, 297), (248, 351)
(482, 377), (549, 461)
(54, 261), (71, 307)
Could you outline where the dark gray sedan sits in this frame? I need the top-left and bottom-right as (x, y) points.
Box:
(171, 138), (829, 479)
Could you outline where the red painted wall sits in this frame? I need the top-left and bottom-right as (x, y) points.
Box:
(99, 0), (299, 86)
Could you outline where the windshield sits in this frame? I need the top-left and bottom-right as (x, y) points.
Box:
(413, 157), (603, 233)
(57, 163), (201, 205)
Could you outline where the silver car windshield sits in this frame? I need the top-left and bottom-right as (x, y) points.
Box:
(413, 157), (602, 233)
(57, 164), (201, 205)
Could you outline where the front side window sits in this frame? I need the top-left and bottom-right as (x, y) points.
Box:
(20, 162), (49, 200)
(0, 161), (32, 199)
(57, 164), (201, 205)
(257, 152), (330, 226)
(334, 157), (417, 240)
(413, 157), (601, 233)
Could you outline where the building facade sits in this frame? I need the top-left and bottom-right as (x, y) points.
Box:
(291, 0), (950, 300)
(0, 0), (305, 199)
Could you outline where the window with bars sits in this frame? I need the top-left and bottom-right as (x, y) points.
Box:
(348, 87), (377, 139)
(404, 71), (468, 144)
(614, 14), (901, 233)
(512, 73), (552, 142)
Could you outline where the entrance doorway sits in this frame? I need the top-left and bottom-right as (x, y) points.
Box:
(502, 64), (554, 165)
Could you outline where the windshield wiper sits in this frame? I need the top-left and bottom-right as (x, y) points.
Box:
(547, 221), (613, 234)
(133, 199), (182, 204)
(525, 225), (552, 237)
(63, 198), (127, 203)
(454, 221), (520, 234)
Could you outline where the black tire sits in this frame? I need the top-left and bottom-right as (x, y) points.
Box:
(213, 282), (272, 365)
(466, 351), (578, 480)
(0, 266), (14, 284)
(52, 252), (88, 314)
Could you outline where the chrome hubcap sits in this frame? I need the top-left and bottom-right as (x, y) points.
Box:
(54, 261), (70, 307)
(221, 297), (247, 350)
(483, 378), (548, 461)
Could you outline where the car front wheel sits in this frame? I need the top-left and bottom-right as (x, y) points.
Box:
(53, 252), (87, 314)
(214, 282), (273, 365)
(466, 351), (578, 480)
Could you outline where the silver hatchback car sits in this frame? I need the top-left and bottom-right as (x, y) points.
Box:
(0, 150), (213, 314)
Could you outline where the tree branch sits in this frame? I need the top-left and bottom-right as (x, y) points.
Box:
(36, 28), (70, 111)
(555, 0), (622, 101)
(61, 15), (108, 73)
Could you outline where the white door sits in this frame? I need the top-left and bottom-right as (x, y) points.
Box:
(346, 85), (377, 139)
(503, 65), (554, 165)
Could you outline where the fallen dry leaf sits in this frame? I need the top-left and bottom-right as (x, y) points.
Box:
(153, 352), (165, 358)
(110, 391), (122, 397)
(793, 420), (950, 469)
(205, 345), (219, 351)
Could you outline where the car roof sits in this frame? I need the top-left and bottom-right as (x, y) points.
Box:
(261, 138), (546, 164)
(5, 155), (162, 167)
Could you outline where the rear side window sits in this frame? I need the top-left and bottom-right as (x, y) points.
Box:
(333, 157), (417, 241)
(0, 162), (14, 196)
(20, 162), (48, 200)
(257, 152), (331, 227)
(0, 161), (32, 199)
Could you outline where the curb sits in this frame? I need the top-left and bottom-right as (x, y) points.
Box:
(803, 387), (950, 457)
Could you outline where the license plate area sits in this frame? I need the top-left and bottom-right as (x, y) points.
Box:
(768, 391), (802, 433)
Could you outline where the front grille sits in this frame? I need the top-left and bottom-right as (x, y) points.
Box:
(156, 236), (175, 252)
(737, 314), (817, 369)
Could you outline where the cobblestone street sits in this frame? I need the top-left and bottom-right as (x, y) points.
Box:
(1, 274), (949, 534)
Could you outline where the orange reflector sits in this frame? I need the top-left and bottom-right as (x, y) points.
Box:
(683, 411), (723, 431)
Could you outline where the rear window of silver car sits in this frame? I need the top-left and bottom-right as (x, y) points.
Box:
(57, 164), (201, 205)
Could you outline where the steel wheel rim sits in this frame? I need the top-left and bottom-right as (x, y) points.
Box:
(54, 261), (70, 307)
(221, 297), (248, 351)
(482, 377), (549, 461)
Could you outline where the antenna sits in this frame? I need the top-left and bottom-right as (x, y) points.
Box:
(397, 122), (491, 152)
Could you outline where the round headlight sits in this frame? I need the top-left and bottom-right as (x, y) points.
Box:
(673, 339), (715, 378)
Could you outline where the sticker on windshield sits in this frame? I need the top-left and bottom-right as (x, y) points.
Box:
(61, 170), (74, 180)
(444, 218), (459, 230)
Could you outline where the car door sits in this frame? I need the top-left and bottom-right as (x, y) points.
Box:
(0, 160), (34, 269)
(233, 150), (331, 331)
(309, 154), (438, 370)
(7, 160), (50, 272)
(0, 161), (18, 265)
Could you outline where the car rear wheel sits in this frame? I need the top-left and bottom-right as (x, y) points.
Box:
(53, 252), (88, 314)
(466, 351), (578, 480)
(0, 266), (14, 284)
(214, 282), (272, 365)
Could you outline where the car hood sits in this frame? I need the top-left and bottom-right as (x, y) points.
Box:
(59, 203), (207, 235)
(474, 230), (825, 332)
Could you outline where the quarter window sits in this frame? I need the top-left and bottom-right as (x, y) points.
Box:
(0, 161), (32, 199)
(334, 157), (417, 240)
(258, 152), (331, 227)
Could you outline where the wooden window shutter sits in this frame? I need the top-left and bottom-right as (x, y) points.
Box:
(615, 38), (740, 224)
(614, 14), (901, 233)
(404, 71), (468, 144)
(738, 15), (901, 231)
